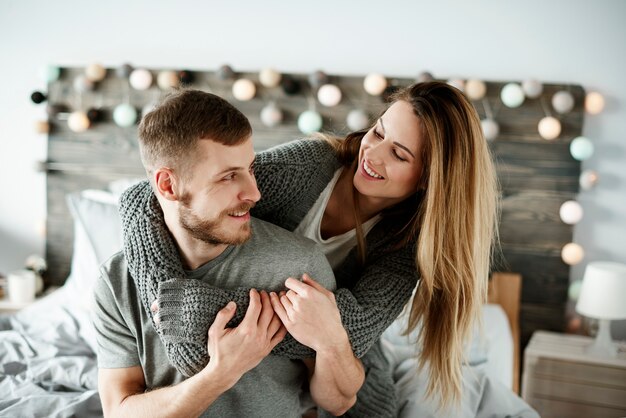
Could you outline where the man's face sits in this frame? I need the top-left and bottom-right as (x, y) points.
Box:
(177, 137), (260, 246)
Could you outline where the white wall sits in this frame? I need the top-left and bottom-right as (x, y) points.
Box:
(1, 0), (624, 337)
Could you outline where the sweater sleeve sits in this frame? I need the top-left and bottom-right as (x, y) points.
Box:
(335, 241), (419, 358)
(156, 234), (418, 373)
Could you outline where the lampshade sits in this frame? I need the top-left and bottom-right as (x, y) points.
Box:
(576, 262), (626, 320)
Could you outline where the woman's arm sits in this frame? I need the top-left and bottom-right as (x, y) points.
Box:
(154, 239), (418, 375)
(122, 140), (418, 373)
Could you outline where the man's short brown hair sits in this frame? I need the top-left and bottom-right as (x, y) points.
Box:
(138, 89), (252, 177)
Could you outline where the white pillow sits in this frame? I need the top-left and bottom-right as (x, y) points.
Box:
(108, 177), (144, 199)
(64, 190), (123, 309)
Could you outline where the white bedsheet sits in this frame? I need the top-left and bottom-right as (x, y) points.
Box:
(381, 304), (538, 418)
(0, 286), (101, 418)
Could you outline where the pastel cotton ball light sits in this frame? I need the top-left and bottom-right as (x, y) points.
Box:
(465, 79), (487, 100)
(259, 68), (282, 88)
(30, 91), (46, 104)
(346, 109), (370, 131)
(568, 280), (583, 301)
(416, 72), (434, 83)
(216, 64), (235, 80)
(116, 63), (134, 78)
(538, 116), (561, 140)
(297, 110), (323, 134)
(43, 65), (61, 83)
(317, 84), (342, 107)
(308, 71), (329, 89)
(552, 91), (575, 114)
(85, 63), (106, 82)
(559, 200), (584, 224)
(447, 78), (465, 93)
(481, 119), (500, 141)
(561, 243), (584, 265)
(570, 136), (594, 161)
(157, 70), (180, 90)
(363, 73), (387, 96)
(260, 103), (283, 127)
(68, 111), (90, 132)
(232, 79), (256, 101)
(74, 75), (95, 92)
(585, 91), (605, 114)
(35, 120), (50, 134)
(130, 69), (153, 90)
(501, 83), (525, 108)
(113, 104), (138, 127)
(142, 101), (158, 117)
(522, 79), (543, 99)
(579, 170), (599, 191)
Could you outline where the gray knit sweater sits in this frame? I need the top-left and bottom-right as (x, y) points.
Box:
(119, 139), (420, 417)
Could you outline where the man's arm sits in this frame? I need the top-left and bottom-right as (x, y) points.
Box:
(98, 290), (286, 418)
(99, 363), (235, 418)
(271, 275), (364, 415)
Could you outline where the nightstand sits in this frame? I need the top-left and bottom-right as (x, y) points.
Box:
(522, 330), (626, 418)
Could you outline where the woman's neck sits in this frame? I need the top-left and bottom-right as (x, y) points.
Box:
(322, 167), (389, 238)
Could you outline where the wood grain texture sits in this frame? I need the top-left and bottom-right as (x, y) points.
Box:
(43, 68), (585, 371)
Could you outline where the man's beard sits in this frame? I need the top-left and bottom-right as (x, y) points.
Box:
(178, 193), (254, 246)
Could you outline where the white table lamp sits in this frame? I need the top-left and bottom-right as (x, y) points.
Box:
(576, 261), (626, 357)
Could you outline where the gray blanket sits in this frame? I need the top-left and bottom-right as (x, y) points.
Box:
(0, 288), (101, 418)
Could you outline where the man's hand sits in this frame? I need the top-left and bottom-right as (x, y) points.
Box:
(203, 289), (287, 386)
(270, 275), (363, 415)
(269, 274), (347, 352)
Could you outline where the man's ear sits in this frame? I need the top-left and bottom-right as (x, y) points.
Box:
(154, 168), (180, 201)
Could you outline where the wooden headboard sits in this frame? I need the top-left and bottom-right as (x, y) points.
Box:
(41, 67), (584, 361)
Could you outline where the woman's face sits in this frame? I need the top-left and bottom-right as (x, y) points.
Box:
(353, 100), (424, 207)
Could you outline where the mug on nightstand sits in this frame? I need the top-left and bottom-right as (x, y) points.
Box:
(8, 269), (37, 304)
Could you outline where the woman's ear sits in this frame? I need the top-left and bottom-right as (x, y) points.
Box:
(154, 168), (179, 201)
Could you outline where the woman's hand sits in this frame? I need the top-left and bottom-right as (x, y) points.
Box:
(270, 274), (349, 352)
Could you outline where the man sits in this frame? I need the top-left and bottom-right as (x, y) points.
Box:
(93, 89), (363, 417)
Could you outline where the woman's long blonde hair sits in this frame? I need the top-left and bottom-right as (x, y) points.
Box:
(326, 81), (499, 408)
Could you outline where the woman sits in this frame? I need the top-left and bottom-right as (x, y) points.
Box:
(120, 81), (499, 414)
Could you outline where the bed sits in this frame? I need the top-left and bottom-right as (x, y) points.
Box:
(0, 186), (530, 417)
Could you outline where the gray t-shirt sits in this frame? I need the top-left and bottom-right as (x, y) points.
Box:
(93, 217), (335, 418)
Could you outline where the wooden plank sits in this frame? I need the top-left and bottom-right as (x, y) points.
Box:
(527, 397), (626, 418)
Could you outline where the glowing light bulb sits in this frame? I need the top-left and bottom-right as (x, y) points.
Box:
(570, 136), (594, 161)
(157, 70), (180, 90)
(447, 78), (465, 93)
(68, 111), (90, 132)
(579, 170), (599, 191)
(232, 79), (256, 101)
(346, 109), (370, 131)
(260, 103), (283, 127)
(561, 243), (584, 265)
(501, 83), (525, 108)
(465, 79), (487, 101)
(363, 73), (387, 96)
(522, 79), (543, 99)
(130, 69), (153, 90)
(113, 104), (138, 127)
(85, 63), (107, 82)
(585, 91), (605, 114)
(481, 119), (500, 141)
(559, 200), (583, 224)
(552, 91), (575, 114)
(317, 84), (342, 107)
(259, 68), (282, 88)
(538, 116), (561, 140)
(297, 110), (323, 134)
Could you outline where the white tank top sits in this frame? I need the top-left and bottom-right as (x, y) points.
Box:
(295, 169), (381, 270)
